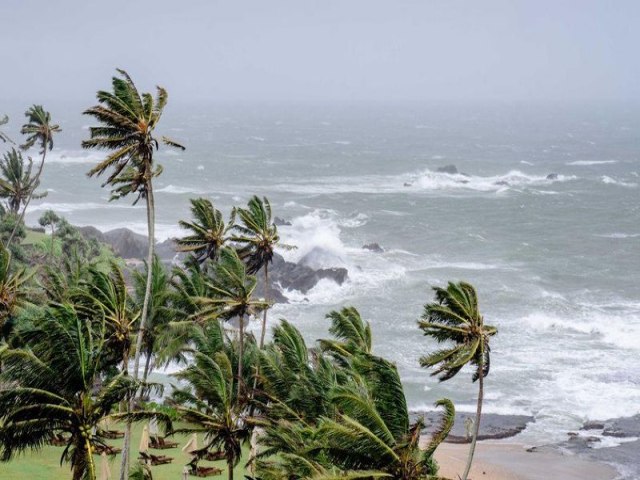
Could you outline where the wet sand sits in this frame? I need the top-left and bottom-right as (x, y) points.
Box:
(432, 442), (617, 480)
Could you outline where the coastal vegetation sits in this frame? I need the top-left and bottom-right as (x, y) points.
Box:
(0, 72), (497, 479)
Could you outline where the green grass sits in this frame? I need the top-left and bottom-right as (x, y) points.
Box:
(0, 423), (249, 480)
(23, 228), (48, 246)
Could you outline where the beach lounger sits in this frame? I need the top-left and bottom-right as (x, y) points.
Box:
(190, 466), (223, 477)
(49, 433), (69, 446)
(94, 444), (122, 456)
(150, 436), (179, 449)
(139, 451), (173, 465)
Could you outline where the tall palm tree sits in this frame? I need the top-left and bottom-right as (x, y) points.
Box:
(177, 198), (233, 264)
(6, 105), (60, 247)
(0, 304), (143, 480)
(418, 281), (497, 480)
(0, 244), (31, 341)
(233, 196), (288, 349)
(196, 247), (268, 398)
(171, 320), (256, 480)
(0, 148), (44, 215)
(77, 262), (139, 373)
(82, 69), (184, 480)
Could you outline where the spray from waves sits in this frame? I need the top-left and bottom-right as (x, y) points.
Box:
(268, 168), (577, 195)
(155, 184), (206, 194)
(45, 150), (102, 165)
(27, 201), (141, 214)
(567, 160), (618, 166)
(277, 209), (405, 304)
(601, 175), (638, 188)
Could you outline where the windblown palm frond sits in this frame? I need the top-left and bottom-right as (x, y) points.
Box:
(177, 198), (233, 263)
(0, 148), (44, 214)
(0, 243), (32, 341)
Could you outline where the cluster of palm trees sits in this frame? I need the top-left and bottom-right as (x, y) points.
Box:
(0, 71), (498, 480)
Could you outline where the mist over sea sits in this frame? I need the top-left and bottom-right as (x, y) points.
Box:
(12, 101), (640, 444)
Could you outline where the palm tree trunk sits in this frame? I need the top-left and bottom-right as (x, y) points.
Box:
(227, 457), (234, 480)
(120, 179), (156, 480)
(7, 145), (47, 248)
(237, 314), (244, 399)
(85, 437), (96, 480)
(259, 263), (268, 349)
(461, 345), (484, 480)
(138, 349), (153, 402)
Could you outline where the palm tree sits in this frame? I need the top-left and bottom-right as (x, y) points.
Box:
(0, 304), (143, 480)
(176, 198), (233, 264)
(0, 244), (31, 341)
(77, 262), (139, 373)
(38, 209), (60, 257)
(196, 247), (268, 398)
(232, 196), (285, 349)
(171, 320), (256, 480)
(0, 148), (44, 215)
(82, 69), (184, 480)
(418, 281), (497, 480)
(6, 105), (60, 247)
(0, 114), (13, 144)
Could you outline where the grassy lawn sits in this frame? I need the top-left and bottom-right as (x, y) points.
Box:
(23, 228), (48, 246)
(1, 423), (248, 480)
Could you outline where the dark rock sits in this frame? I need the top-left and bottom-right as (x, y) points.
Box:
(581, 421), (605, 431)
(102, 228), (148, 259)
(413, 411), (534, 443)
(269, 253), (348, 295)
(546, 173), (559, 180)
(156, 238), (179, 262)
(362, 243), (384, 253)
(494, 180), (510, 186)
(436, 164), (459, 174)
(403, 182), (412, 187)
(602, 414), (640, 438)
(274, 217), (292, 227)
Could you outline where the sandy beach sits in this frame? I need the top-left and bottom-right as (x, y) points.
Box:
(431, 442), (617, 480)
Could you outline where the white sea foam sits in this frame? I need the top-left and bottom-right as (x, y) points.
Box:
(27, 201), (141, 214)
(156, 184), (205, 194)
(567, 160), (618, 166)
(595, 233), (640, 239)
(46, 150), (102, 165)
(269, 169), (576, 196)
(601, 175), (637, 187)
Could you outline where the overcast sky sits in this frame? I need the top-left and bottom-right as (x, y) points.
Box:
(1, 0), (639, 104)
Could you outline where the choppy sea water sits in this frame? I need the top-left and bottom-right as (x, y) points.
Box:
(6, 101), (640, 444)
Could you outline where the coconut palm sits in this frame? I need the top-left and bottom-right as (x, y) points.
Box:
(0, 244), (31, 341)
(6, 105), (60, 247)
(0, 148), (44, 215)
(0, 304), (143, 480)
(171, 320), (256, 480)
(176, 198), (233, 264)
(233, 196), (287, 349)
(196, 247), (268, 398)
(82, 69), (184, 480)
(418, 281), (497, 480)
(77, 262), (139, 373)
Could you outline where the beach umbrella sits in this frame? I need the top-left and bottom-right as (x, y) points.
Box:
(182, 433), (198, 454)
(99, 453), (111, 480)
(139, 425), (150, 453)
(149, 416), (159, 439)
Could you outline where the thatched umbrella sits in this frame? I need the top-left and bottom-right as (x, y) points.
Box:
(139, 425), (150, 453)
(99, 452), (111, 480)
(182, 433), (198, 454)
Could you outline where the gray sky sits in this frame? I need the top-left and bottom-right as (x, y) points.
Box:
(1, 0), (639, 103)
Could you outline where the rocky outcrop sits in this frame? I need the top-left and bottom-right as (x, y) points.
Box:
(363, 243), (384, 253)
(602, 414), (640, 438)
(413, 411), (534, 443)
(78, 227), (349, 302)
(546, 173), (559, 180)
(273, 217), (292, 226)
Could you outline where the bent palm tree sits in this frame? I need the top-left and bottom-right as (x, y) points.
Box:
(233, 196), (287, 348)
(419, 281), (497, 480)
(0, 304), (142, 480)
(172, 320), (255, 480)
(177, 198), (233, 264)
(7, 105), (60, 247)
(0, 115), (12, 144)
(82, 69), (184, 480)
(196, 248), (268, 398)
(0, 148), (45, 215)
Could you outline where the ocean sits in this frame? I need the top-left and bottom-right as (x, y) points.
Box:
(8, 101), (640, 445)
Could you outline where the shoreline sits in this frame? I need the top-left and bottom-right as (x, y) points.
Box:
(431, 441), (618, 480)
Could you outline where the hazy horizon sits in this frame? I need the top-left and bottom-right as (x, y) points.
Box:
(2, 0), (640, 104)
